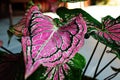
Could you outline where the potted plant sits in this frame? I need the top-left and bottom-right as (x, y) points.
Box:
(0, 0), (120, 80)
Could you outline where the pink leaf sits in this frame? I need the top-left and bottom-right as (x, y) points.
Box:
(21, 6), (87, 79)
(98, 17), (120, 41)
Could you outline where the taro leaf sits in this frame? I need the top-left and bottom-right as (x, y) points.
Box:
(58, 0), (86, 2)
(21, 6), (87, 78)
(0, 52), (25, 80)
(26, 53), (86, 80)
(111, 66), (120, 72)
(56, 7), (101, 29)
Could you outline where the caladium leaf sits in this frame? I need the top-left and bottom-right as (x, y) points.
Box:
(56, 7), (101, 29)
(20, 6), (87, 79)
(90, 16), (120, 58)
(98, 15), (120, 41)
(26, 53), (86, 80)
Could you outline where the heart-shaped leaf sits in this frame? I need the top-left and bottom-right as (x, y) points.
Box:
(20, 6), (87, 78)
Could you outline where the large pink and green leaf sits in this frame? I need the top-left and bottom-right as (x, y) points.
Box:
(21, 6), (87, 79)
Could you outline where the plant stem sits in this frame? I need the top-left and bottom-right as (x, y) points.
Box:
(104, 72), (119, 80)
(95, 56), (117, 77)
(93, 45), (107, 79)
(0, 46), (14, 54)
(82, 41), (99, 78)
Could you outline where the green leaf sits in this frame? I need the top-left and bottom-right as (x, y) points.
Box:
(56, 7), (101, 28)
(66, 67), (82, 80)
(64, 53), (86, 80)
(53, 18), (66, 27)
(68, 53), (86, 70)
(26, 0), (35, 9)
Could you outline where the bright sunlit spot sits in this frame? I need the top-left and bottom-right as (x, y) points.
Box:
(67, 2), (85, 9)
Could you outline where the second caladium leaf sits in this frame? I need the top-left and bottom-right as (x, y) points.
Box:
(90, 16), (120, 58)
(13, 5), (87, 79)
(98, 16), (120, 41)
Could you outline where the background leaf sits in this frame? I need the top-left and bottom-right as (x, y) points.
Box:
(56, 7), (101, 28)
